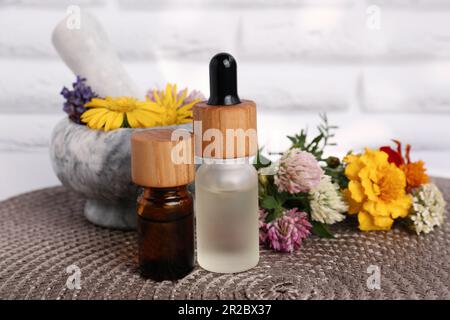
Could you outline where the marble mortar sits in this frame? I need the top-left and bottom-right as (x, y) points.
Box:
(50, 118), (191, 229)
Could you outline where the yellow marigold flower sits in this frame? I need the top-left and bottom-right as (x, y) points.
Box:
(146, 83), (202, 126)
(81, 96), (164, 131)
(343, 148), (412, 231)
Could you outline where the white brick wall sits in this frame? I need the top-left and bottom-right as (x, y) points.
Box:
(2, 0), (450, 114)
(1, 0), (450, 199)
(361, 62), (450, 112)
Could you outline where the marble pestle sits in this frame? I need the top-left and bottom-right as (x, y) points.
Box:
(51, 12), (142, 229)
(52, 12), (141, 98)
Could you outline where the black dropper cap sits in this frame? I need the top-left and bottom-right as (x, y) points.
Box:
(207, 52), (241, 106)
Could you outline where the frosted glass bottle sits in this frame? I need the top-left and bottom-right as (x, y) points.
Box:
(193, 52), (259, 273)
(195, 158), (259, 273)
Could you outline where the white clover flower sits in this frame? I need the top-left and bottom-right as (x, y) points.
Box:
(409, 183), (446, 235)
(309, 175), (348, 224)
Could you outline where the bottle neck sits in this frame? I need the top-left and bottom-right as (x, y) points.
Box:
(142, 185), (189, 200)
(138, 185), (192, 221)
(195, 156), (256, 165)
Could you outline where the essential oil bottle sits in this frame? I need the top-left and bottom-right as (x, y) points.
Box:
(193, 53), (259, 273)
(131, 128), (195, 281)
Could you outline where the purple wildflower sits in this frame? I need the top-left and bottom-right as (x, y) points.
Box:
(260, 208), (312, 253)
(61, 76), (97, 124)
(259, 209), (269, 245)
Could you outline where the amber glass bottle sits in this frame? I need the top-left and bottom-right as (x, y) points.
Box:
(137, 186), (194, 281)
(131, 128), (195, 281)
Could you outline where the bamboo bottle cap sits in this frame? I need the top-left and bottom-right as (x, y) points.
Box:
(131, 128), (194, 188)
(193, 53), (257, 159)
(193, 100), (257, 159)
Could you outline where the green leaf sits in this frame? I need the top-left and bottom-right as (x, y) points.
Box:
(287, 113), (339, 162)
(284, 192), (310, 211)
(287, 136), (296, 144)
(261, 195), (279, 210)
(266, 206), (284, 222)
(254, 147), (272, 170)
(311, 221), (335, 238)
(285, 192), (308, 201)
(275, 192), (290, 205)
(310, 134), (323, 145)
(324, 164), (349, 189)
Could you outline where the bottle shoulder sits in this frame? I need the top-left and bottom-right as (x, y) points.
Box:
(137, 187), (193, 221)
(195, 163), (257, 192)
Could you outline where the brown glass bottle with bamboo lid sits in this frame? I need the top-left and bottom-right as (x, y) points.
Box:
(131, 128), (194, 281)
(193, 53), (259, 274)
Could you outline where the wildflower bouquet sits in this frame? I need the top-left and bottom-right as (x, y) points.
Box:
(60, 76), (204, 131)
(256, 115), (446, 253)
(345, 141), (446, 234)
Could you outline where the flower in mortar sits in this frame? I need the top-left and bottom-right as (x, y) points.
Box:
(61, 76), (97, 124)
(81, 96), (164, 131)
(380, 140), (429, 191)
(343, 148), (412, 231)
(146, 84), (204, 126)
(274, 148), (323, 194)
(309, 175), (348, 225)
(261, 208), (312, 253)
(408, 183), (446, 235)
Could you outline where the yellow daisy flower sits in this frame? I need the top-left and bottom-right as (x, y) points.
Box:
(343, 148), (412, 231)
(146, 83), (201, 126)
(81, 96), (164, 131)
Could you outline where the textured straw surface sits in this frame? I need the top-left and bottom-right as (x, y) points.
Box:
(0, 179), (449, 300)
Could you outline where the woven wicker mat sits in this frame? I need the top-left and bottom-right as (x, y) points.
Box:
(0, 178), (449, 300)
